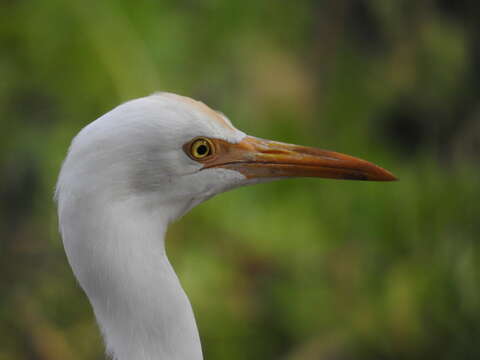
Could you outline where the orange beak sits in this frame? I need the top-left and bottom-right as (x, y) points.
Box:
(203, 136), (396, 181)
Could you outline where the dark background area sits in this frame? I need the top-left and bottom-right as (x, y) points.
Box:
(1, 1), (479, 359)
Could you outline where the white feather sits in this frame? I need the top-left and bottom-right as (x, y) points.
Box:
(56, 93), (248, 360)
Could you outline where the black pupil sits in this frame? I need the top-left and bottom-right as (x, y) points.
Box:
(197, 144), (208, 155)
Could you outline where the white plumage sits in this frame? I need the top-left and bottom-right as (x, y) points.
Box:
(56, 92), (395, 360)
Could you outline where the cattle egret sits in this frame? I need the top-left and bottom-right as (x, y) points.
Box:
(56, 93), (396, 360)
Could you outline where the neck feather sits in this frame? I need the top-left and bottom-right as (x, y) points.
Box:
(59, 194), (203, 360)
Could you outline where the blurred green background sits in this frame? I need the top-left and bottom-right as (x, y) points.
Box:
(1, 1), (479, 359)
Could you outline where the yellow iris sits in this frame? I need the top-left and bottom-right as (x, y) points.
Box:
(190, 138), (213, 159)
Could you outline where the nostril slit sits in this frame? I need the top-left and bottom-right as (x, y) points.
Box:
(262, 149), (289, 155)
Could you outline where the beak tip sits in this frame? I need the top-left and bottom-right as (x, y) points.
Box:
(371, 169), (398, 182)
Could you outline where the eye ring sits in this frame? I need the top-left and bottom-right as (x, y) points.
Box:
(189, 137), (214, 160)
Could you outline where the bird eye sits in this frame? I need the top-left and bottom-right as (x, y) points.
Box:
(189, 138), (213, 160)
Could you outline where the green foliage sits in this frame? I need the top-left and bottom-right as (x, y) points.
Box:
(1, 1), (479, 359)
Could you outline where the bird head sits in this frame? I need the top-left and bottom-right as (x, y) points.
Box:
(57, 92), (395, 222)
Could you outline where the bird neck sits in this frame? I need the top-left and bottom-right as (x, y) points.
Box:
(60, 195), (203, 360)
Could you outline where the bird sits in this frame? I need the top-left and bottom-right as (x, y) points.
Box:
(55, 92), (396, 360)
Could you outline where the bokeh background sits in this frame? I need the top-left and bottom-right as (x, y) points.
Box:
(1, 1), (479, 359)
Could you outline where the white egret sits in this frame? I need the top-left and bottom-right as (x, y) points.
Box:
(56, 93), (395, 360)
